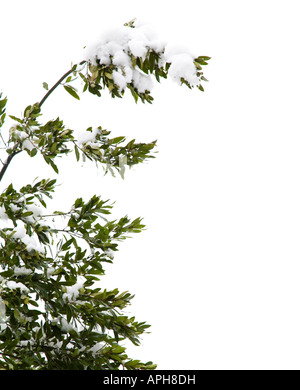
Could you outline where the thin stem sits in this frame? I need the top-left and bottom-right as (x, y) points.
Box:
(39, 60), (87, 108)
(0, 133), (7, 147)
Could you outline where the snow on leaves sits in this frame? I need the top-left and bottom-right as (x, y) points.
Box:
(82, 19), (210, 102)
(81, 21), (209, 103)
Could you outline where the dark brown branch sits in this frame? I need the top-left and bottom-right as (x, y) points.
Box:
(0, 148), (21, 182)
(39, 60), (87, 108)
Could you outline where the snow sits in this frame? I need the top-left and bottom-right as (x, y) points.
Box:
(0, 193), (47, 252)
(12, 222), (45, 253)
(46, 267), (55, 278)
(22, 139), (35, 152)
(164, 43), (200, 86)
(128, 38), (148, 59)
(89, 341), (105, 356)
(13, 266), (32, 276)
(77, 127), (102, 147)
(168, 53), (199, 86)
(112, 50), (131, 67)
(0, 300), (6, 322)
(0, 206), (9, 221)
(132, 69), (154, 93)
(104, 249), (114, 260)
(112, 69), (128, 91)
(9, 126), (39, 152)
(163, 42), (196, 61)
(6, 281), (29, 292)
(60, 317), (78, 333)
(62, 279), (84, 302)
(85, 19), (201, 94)
(9, 204), (21, 213)
(12, 223), (27, 239)
(12, 128), (27, 141)
(23, 202), (43, 223)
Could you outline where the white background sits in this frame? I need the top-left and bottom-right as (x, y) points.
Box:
(1, 0), (300, 369)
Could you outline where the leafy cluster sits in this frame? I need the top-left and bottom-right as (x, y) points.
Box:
(0, 21), (209, 370)
(72, 47), (209, 105)
(0, 178), (154, 369)
(75, 127), (156, 178)
(7, 101), (156, 178)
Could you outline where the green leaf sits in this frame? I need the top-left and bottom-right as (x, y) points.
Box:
(74, 144), (80, 161)
(149, 51), (156, 73)
(195, 56), (211, 65)
(131, 55), (137, 69)
(0, 93), (7, 111)
(43, 82), (49, 90)
(74, 197), (83, 208)
(44, 156), (59, 173)
(64, 85), (80, 100)
(9, 115), (23, 123)
(22, 211), (34, 217)
(110, 136), (126, 145)
(112, 346), (126, 354)
(105, 72), (113, 80)
(30, 148), (38, 157)
(50, 142), (57, 153)
(79, 72), (87, 83)
(0, 94), (7, 128)
(61, 238), (73, 251)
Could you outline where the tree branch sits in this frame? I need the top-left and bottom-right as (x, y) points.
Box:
(39, 60), (87, 108)
(39, 60), (86, 107)
(0, 148), (21, 183)
(0, 60), (88, 184)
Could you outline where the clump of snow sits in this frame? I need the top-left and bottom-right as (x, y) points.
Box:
(112, 69), (129, 91)
(0, 300), (6, 323)
(6, 281), (29, 292)
(112, 50), (131, 67)
(132, 69), (154, 93)
(23, 202), (43, 224)
(85, 19), (202, 93)
(128, 38), (148, 59)
(13, 266), (32, 276)
(89, 341), (105, 356)
(10, 126), (27, 141)
(46, 267), (55, 278)
(168, 53), (199, 86)
(60, 317), (79, 334)
(10, 126), (40, 152)
(85, 22), (159, 93)
(62, 280), (84, 302)
(19, 340), (34, 347)
(12, 222), (45, 254)
(77, 127), (102, 148)
(163, 41), (196, 61)
(104, 249), (114, 260)
(9, 204), (21, 213)
(22, 139), (35, 152)
(0, 206), (9, 222)
(13, 223), (27, 239)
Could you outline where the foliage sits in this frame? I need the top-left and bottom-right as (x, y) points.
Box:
(0, 21), (209, 370)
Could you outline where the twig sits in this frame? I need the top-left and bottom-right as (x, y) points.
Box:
(39, 60), (87, 108)
(0, 147), (22, 182)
